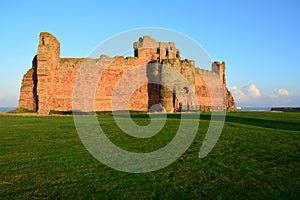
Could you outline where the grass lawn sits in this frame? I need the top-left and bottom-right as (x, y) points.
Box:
(0, 112), (299, 199)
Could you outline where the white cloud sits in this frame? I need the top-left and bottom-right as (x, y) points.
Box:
(230, 84), (261, 103)
(229, 84), (295, 107)
(244, 84), (260, 98)
(273, 88), (289, 96)
(230, 86), (247, 101)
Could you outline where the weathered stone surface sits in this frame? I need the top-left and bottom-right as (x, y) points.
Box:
(18, 69), (35, 110)
(18, 33), (236, 114)
(18, 55), (38, 111)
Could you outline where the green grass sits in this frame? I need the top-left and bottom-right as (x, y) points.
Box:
(0, 112), (299, 199)
(7, 108), (35, 113)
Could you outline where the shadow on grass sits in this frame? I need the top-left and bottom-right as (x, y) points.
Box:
(121, 113), (300, 132)
(225, 115), (300, 132)
(115, 113), (212, 120)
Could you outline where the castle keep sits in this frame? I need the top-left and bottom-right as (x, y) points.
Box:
(18, 32), (235, 114)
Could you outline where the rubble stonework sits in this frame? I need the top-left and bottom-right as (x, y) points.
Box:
(18, 32), (236, 114)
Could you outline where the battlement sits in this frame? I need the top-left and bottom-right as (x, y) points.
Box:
(133, 36), (180, 61)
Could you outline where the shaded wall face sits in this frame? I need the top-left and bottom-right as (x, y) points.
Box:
(146, 59), (198, 112)
(32, 55), (38, 111)
(18, 68), (35, 111)
(147, 62), (160, 111)
(18, 55), (38, 111)
(161, 60), (196, 112)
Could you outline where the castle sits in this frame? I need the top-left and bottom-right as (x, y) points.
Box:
(18, 32), (235, 114)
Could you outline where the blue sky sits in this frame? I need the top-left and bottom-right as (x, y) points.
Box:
(0, 0), (299, 107)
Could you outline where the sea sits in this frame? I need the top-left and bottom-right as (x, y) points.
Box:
(238, 107), (271, 112)
(0, 107), (16, 113)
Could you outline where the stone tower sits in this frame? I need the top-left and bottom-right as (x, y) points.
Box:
(37, 32), (60, 114)
(212, 61), (226, 85)
(135, 36), (196, 112)
(212, 61), (236, 111)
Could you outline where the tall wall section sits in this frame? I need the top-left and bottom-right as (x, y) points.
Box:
(36, 32), (60, 114)
(196, 68), (225, 111)
(196, 61), (236, 111)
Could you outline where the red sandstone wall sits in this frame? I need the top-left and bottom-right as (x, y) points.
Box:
(37, 32), (60, 114)
(18, 69), (35, 110)
(95, 56), (150, 111)
(196, 69), (226, 111)
(44, 55), (150, 112)
(50, 58), (84, 111)
(195, 72), (212, 109)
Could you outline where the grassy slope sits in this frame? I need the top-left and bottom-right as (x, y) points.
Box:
(0, 112), (299, 199)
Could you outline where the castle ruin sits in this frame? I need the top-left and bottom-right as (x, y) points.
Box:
(18, 32), (235, 114)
